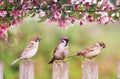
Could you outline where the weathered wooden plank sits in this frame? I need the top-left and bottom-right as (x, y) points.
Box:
(82, 60), (98, 79)
(0, 62), (3, 79)
(52, 62), (69, 79)
(19, 61), (34, 79)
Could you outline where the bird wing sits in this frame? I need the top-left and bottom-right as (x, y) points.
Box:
(79, 44), (97, 54)
(48, 46), (58, 64)
(18, 42), (35, 58)
(53, 46), (58, 54)
(53, 46), (58, 57)
(53, 49), (65, 60)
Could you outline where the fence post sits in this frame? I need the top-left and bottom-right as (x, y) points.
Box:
(0, 62), (3, 79)
(52, 62), (69, 79)
(19, 61), (34, 79)
(82, 60), (98, 79)
(117, 62), (120, 79)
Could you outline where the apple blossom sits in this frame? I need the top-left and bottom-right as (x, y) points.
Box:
(0, 0), (120, 39)
(0, 11), (7, 17)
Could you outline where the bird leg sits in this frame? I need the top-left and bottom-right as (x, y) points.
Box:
(55, 61), (60, 65)
(89, 58), (93, 60)
(55, 61), (58, 63)
(85, 58), (91, 61)
(61, 60), (66, 63)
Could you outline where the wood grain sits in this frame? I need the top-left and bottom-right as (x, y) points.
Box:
(82, 60), (98, 79)
(0, 62), (3, 79)
(52, 62), (69, 79)
(19, 61), (34, 79)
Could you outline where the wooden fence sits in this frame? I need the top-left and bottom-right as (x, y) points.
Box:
(0, 61), (120, 79)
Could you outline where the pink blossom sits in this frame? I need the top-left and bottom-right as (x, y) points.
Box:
(68, 17), (77, 24)
(10, 20), (18, 26)
(10, 19), (24, 26)
(67, 0), (71, 3)
(0, 27), (7, 39)
(49, 17), (57, 23)
(1, 21), (9, 30)
(102, 6), (108, 11)
(9, 0), (14, 3)
(0, 22), (8, 39)
(97, 1), (102, 7)
(20, 0), (24, 4)
(0, 11), (7, 17)
(10, 10), (22, 19)
(52, 11), (61, 19)
(58, 17), (77, 28)
(102, 0), (108, 6)
(50, 6), (61, 19)
(21, 10), (29, 16)
(58, 18), (67, 28)
(0, 1), (3, 6)
(80, 20), (84, 26)
(98, 16), (110, 24)
(17, 19), (24, 24)
(22, 1), (32, 9)
(75, 5), (79, 11)
(33, 0), (39, 5)
(52, 0), (57, 3)
(0, 0), (119, 38)
(87, 15), (93, 22)
(0, 29), (6, 38)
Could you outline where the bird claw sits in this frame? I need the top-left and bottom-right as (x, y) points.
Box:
(62, 61), (66, 63)
(27, 58), (34, 62)
(85, 58), (89, 61)
(84, 58), (93, 62)
(55, 61), (58, 64)
(54, 61), (60, 65)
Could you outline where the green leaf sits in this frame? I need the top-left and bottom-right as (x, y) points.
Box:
(79, 5), (85, 10)
(47, 14), (52, 19)
(65, 6), (73, 11)
(31, 13), (36, 17)
(70, 12), (82, 19)
(89, 5), (96, 11)
(89, 13), (101, 19)
(37, 16), (47, 22)
(97, 0), (101, 3)
(113, 15), (119, 20)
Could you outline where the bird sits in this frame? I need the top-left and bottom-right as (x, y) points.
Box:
(48, 36), (69, 64)
(68, 41), (106, 60)
(11, 36), (41, 66)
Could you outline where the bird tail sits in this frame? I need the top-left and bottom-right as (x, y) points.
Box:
(11, 59), (20, 66)
(48, 58), (55, 64)
(67, 54), (77, 58)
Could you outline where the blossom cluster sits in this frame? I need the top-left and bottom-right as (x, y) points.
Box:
(0, 0), (120, 38)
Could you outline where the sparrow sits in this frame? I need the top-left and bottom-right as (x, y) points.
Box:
(11, 36), (41, 65)
(48, 36), (69, 64)
(68, 41), (106, 60)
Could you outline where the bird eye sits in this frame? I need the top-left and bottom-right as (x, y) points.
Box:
(99, 44), (102, 47)
(61, 40), (64, 43)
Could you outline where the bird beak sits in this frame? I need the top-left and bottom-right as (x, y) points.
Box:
(103, 44), (106, 48)
(65, 39), (69, 43)
(38, 38), (42, 42)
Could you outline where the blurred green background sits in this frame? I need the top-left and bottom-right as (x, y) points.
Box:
(0, 17), (120, 79)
